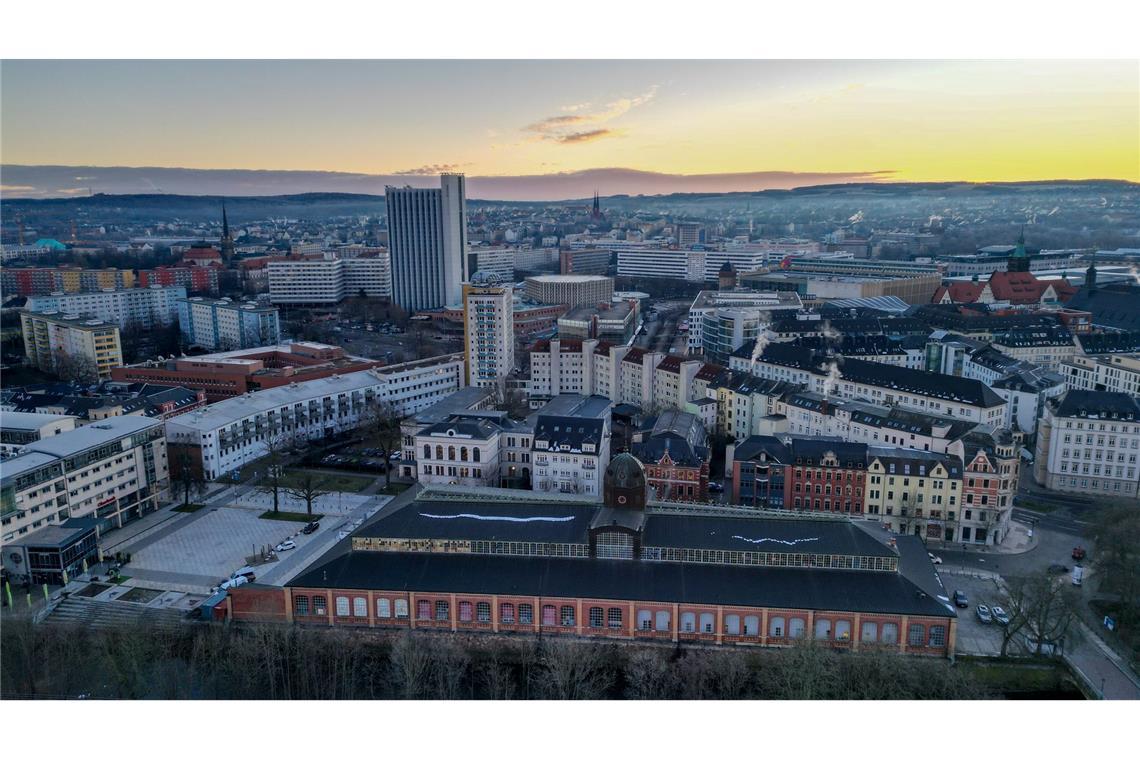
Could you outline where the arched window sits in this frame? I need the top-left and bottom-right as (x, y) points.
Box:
(637, 609), (653, 630)
(435, 600), (449, 621)
(476, 602), (491, 623)
(335, 596), (350, 616)
(589, 607), (604, 628)
(725, 614), (741, 635)
(312, 595), (327, 615)
(655, 610), (671, 632)
(881, 622), (898, 644)
(928, 625), (946, 648)
(542, 605), (557, 626)
(293, 595), (309, 616)
(744, 615), (759, 636)
(376, 598), (391, 619)
(353, 597), (367, 617)
(770, 616), (785, 637)
(699, 613), (714, 633)
(461, 447), (469, 461)
(416, 599), (431, 620)
(814, 618), (832, 640)
(607, 607), (623, 629)
(473, 448), (481, 462)
(459, 601), (473, 622)
(560, 605), (575, 627)
(519, 604), (533, 625)
(789, 617), (806, 639)
(394, 599), (408, 618)
(500, 603), (516, 624)
(835, 620), (851, 641)
(681, 612), (696, 632)
(446, 445), (454, 461)
(860, 622), (877, 642)
(908, 624), (925, 647)
(435, 445), (443, 460)
(423, 444), (431, 460)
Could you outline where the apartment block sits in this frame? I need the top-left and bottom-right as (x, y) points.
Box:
(20, 311), (123, 379)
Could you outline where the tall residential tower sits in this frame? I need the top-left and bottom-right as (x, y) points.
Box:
(386, 174), (468, 312)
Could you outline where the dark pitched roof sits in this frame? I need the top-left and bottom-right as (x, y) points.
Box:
(1066, 286), (1140, 332)
(1054, 390), (1140, 420)
(533, 415), (605, 451)
(286, 550), (953, 618)
(838, 358), (1006, 408)
(733, 435), (791, 463)
(632, 434), (709, 468)
(788, 438), (868, 468)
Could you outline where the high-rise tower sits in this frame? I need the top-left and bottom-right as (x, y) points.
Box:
(386, 174), (469, 311)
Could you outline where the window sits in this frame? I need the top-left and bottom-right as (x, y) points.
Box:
(560, 605), (575, 627)
(929, 626), (946, 648)
(461, 447), (469, 461)
(293, 595), (309, 616)
(725, 614), (741, 635)
(681, 612), (696, 633)
(473, 448), (481, 462)
(699, 612), (715, 633)
(589, 607), (605, 628)
(607, 607), (623, 629)
(542, 605), (557, 626)
(769, 616), (785, 638)
(500, 603), (516, 624)
(336, 596), (350, 616)
(908, 624), (925, 647)
(417, 600), (431, 620)
(459, 601), (474, 622)
(744, 615), (759, 636)
(637, 609), (652, 630)
(519, 603), (533, 625)
(448, 445), (456, 461)
(861, 622), (878, 642)
(394, 599), (409, 619)
(789, 617), (806, 639)
(814, 619), (832, 640)
(423, 444), (430, 460)
(476, 602), (491, 623)
(376, 598), (391, 618)
(435, 445), (443, 460)
(656, 610), (671, 632)
(835, 620), (851, 641)
(353, 597), (367, 618)
(435, 600), (449, 621)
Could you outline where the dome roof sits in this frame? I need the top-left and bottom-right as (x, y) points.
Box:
(605, 452), (646, 490)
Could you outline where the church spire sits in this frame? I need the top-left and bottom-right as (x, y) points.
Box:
(219, 200), (236, 262)
(1086, 251), (1098, 292)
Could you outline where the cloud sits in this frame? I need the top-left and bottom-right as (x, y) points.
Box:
(393, 163), (466, 176)
(553, 128), (622, 144)
(0, 184), (38, 193)
(522, 86), (658, 144)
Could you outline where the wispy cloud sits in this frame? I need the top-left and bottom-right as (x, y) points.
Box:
(393, 163), (467, 176)
(523, 86), (658, 145)
(554, 129), (622, 144)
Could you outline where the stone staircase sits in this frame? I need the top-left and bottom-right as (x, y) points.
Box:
(39, 596), (189, 633)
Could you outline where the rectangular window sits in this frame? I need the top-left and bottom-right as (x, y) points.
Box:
(377, 598), (391, 618)
(908, 623), (925, 647)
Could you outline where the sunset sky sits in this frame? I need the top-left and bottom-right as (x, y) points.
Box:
(2, 60), (1137, 197)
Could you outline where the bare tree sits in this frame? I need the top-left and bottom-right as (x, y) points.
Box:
(1001, 570), (1080, 656)
(623, 647), (677, 699)
(255, 435), (289, 514)
(1089, 504), (1140, 626)
(536, 641), (614, 699)
(430, 639), (471, 699)
(285, 472), (330, 517)
(53, 351), (99, 383)
(389, 632), (432, 699)
(171, 446), (208, 508)
(358, 401), (402, 489)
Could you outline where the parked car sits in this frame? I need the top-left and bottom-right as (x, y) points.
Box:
(708, 482), (724, 493)
(952, 590), (969, 608)
(928, 553), (943, 565)
(976, 604), (993, 623)
(991, 606), (1010, 625)
(231, 566), (256, 581)
(1048, 563), (1069, 574)
(301, 521), (320, 535)
(219, 575), (248, 591)
(275, 540), (297, 552)
(389, 451), (402, 461)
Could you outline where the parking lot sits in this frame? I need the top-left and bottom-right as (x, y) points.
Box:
(128, 506), (324, 587)
(942, 571), (1008, 655)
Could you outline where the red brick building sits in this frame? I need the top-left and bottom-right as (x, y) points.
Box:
(785, 439), (868, 515)
(632, 410), (710, 502)
(225, 454), (956, 656)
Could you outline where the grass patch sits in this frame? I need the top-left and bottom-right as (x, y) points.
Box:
(1015, 499), (1060, 514)
(259, 510), (323, 523)
(173, 503), (207, 513)
(283, 470), (374, 493)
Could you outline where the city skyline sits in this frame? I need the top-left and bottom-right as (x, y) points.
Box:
(2, 60), (1137, 200)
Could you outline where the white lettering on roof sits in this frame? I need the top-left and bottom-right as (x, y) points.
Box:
(419, 513), (575, 523)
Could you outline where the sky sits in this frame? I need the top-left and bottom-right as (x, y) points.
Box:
(2, 60), (1137, 198)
